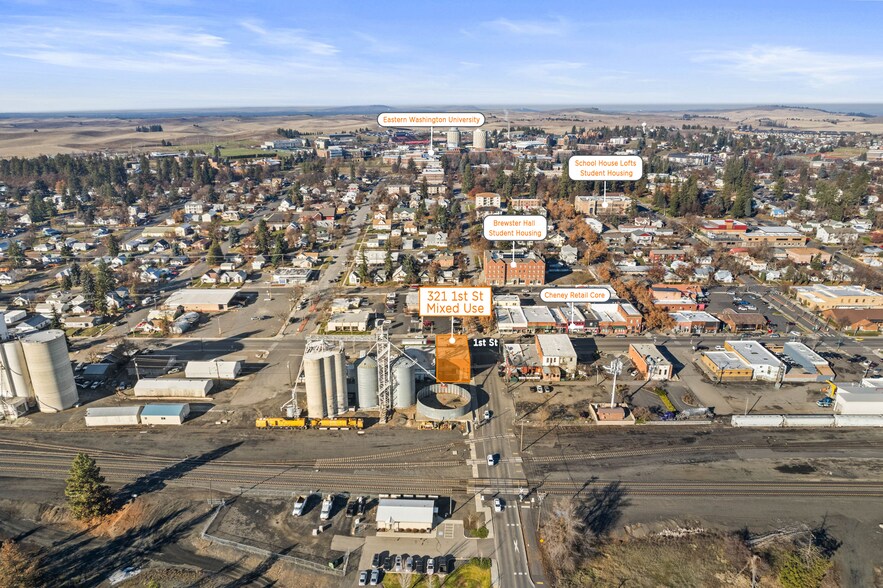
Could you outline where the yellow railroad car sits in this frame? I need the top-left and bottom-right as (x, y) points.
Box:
(255, 417), (309, 429)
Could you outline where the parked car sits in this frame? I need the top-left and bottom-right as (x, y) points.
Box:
(426, 557), (435, 575)
(359, 570), (368, 586)
(394, 555), (402, 572)
(817, 398), (834, 408)
(369, 568), (381, 585)
(371, 553), (381, 568)
(404, 556), (414, 573)
(483, 409), (492, 420)
(486, 454), (496, 466)
(714, 346), (725, 351)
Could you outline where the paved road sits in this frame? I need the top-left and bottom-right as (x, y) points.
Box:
(471, 346), (541, 587)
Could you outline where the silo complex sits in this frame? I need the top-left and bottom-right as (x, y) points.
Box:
(20, 330), (78, 413)
(303, 347), (347, 418)
(392, 357), (416, 409)
(473, 129), (487, 149)
(356, 356), (378, 408)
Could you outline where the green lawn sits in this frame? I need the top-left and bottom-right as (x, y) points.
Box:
(382, 560), (491, 588)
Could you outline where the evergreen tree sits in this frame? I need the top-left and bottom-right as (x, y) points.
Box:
(461, 161), (474, 193)
(61, 274), (73, 291)
(255, 219), (271, 255)
(357, 253), (370, 284)
(207, 240), (224, 266)
(104, 234), (120, 257)
(270, 233), (286, 265)
(65, 453), (112, 520)
(0, 540), (41, 588)
(81, 271), (95, 302)
(6, 242), (25, 269)
(383, 247), (393, 282)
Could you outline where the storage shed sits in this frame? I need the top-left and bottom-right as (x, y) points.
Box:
(185, 360), (242, 380)
(140, 403), (190, 425)
(134, 378), (213, 398)
(85, 406), (142, 427)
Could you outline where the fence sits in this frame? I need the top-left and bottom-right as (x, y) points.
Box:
(201, 504), (349, 577)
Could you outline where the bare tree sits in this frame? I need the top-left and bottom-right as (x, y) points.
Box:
(540, 499), (585, 580)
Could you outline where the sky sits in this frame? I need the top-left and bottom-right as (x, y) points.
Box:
(2, 0), (883, 112)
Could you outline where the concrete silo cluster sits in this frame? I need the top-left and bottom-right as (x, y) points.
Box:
(0, 329), (79, 414)
(303, 346), (348, 418)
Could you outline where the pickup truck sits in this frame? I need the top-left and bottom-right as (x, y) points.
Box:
(320, 494), (334, 521)
(291, 495), (308, 516)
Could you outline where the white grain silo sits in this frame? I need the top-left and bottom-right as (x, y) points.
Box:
(0, 312), (8, 341)
(446, 127), (461, 149)
(392, 357), (416, 409)
(323, 351), (338, 416)
(303, 352), (328, 418)
(356, 355), (378, 409)
(473, 129), (487, 150)
(334, 349), (348, 414)
(20, 330), (78, 412)
(1, 339), (32, 401)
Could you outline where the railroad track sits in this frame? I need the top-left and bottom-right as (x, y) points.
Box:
(524, 439), (883, 464)
(3, 457), (881, 498)
(0, 439), (467, 469)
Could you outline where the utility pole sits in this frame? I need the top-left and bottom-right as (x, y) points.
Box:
(520, 419), (525, 452)
(536, 491), (547, 533)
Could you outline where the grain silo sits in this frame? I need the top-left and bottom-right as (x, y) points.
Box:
(323, 351), (338, 416)
(334, 349), (348, 414)
(446, 127), (461, 149)
(392, 357), (416, 409)
(473, 129), (487, 150)
(20, 330), (78, 413)
(0, 340), (31, 400)
(356, 355), (378, 408)
(0, 312), (8, 341)
(303, 352), (328, 418)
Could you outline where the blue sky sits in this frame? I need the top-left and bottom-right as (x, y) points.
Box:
(2, 0), (883, 112)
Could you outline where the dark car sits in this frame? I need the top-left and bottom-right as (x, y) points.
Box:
(345, 501), (357, 517)
(414, 556), (424, 573)
(356, 496), (366, 516)
(382, 555), (392, 571)
(438, 556), (450, 573)
(371, 553), (381, 568)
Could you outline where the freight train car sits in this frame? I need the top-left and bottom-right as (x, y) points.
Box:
(255, 417), (364, 430)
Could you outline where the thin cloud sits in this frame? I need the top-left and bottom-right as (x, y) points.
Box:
(240, 20), (338, 56)
(693, 45), (883, 86)
(485, 17), (566, 36)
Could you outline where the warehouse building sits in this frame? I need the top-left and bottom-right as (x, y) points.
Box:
(326, 310), (371, 332)
(163, 289), (239, 312)
(375, 498), (435, 533)
(140, 403), (190, 425)
(85, 406), (143, 427)
(185, 360), (242, 380)
(834, 386), (883, 415)
(134, 378), (213, 398)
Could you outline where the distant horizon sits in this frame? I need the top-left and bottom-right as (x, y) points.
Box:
(3, 1), (883, 112)
(3, 102), (883, 119)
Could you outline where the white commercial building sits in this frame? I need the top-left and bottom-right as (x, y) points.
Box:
(725, 341), (784, 382)
(835, 386), (883, 415)
(535, 334), (578, 372)
(375, 498), (435, 532)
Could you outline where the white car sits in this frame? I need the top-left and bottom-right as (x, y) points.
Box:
(486, 454), (496, 466)
(714, 346), (725, 351)
(483, 410), (491, 420)
(493, 498), (504, 512)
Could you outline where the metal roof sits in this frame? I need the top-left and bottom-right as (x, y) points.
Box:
(141, 403), (189, 416)
(85, 406), (142, 417)
(375, 498), (434, 525)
